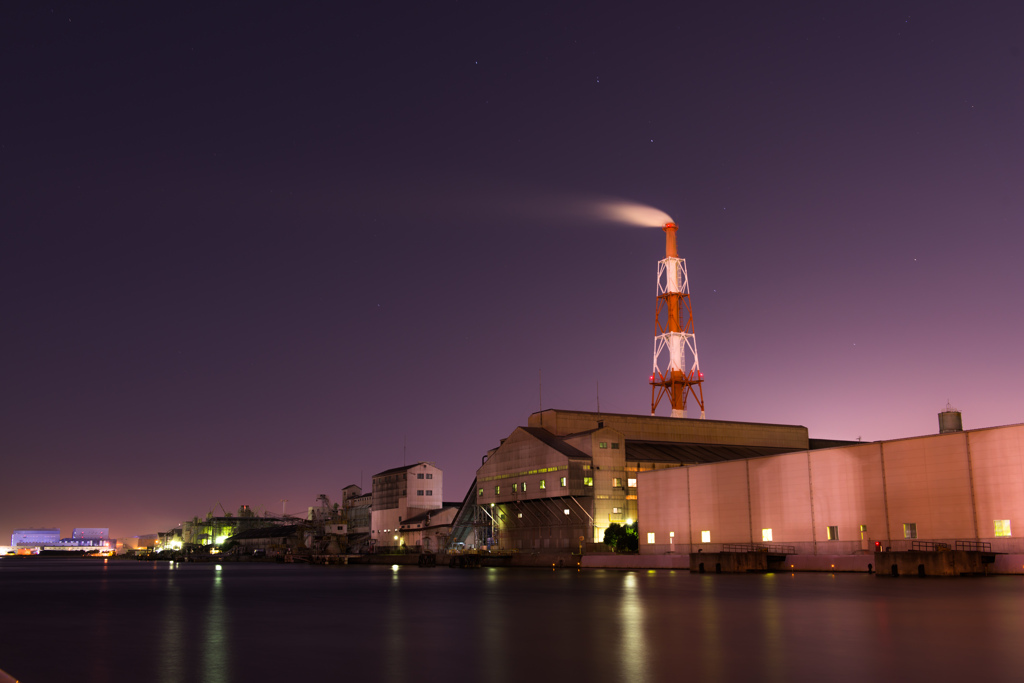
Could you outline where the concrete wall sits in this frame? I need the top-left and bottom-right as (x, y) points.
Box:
(639, 423), (1024, 555)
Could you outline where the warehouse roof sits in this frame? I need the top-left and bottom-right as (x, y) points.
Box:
(520, 427), (591, 460)
(626, 441), (798, 465)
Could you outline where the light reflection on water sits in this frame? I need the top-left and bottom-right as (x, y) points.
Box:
(4, 560), (1024, 683)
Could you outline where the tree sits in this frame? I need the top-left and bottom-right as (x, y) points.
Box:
(603, 521), (639, 553)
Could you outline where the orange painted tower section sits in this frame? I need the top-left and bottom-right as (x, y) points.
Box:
(650, 222), (705, 418)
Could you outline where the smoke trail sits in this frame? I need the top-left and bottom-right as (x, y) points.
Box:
(589, 199), (674, 228)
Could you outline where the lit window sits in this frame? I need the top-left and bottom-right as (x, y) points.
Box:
(518, 513), (523, 519)
(495, 486), (500, 495)
(478, 488), (484, 497)
(859, 524), (867, 540)
(563, 509), (570, 516)
(583, 477), (593, 486)
(612, 507), (622, 514)
(669, 531), (675, 539)
(560, 477), (566, 487)
(762, 529), (773, 542)
(599, 442), (608, 449)
(512, 483), (518, 493)
(826, 526), (838, 541)
(613, 477), (623, 487)
(611, 442), (619, 449)
(417, 490), (424, 496)
(627, 478), (637, 488)
(701, 530), (711, 543)
(647, 532), (655, 544)
(539, 479), (546, 490)
(903, 523), (917, 539)
(995, 520), (1012, 537)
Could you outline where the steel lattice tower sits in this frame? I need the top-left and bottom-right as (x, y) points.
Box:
(650, 222), (705, 418)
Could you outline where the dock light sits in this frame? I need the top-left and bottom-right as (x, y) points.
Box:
(391, 564), (399, 571)
(394, 535), (399, 541)
(215, 565), (222, 571)
(626, 518), (634, 526)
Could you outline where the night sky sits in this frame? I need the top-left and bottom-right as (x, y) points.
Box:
(3, 4), (1023, 540)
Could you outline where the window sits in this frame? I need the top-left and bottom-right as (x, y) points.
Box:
(426, 473), (433, 479)
(669, 531), (675, 540)
(995, 520), (1012, 537)
(517, 513), (523, 519)
(512, 483), (518, 493)
(627, 478), (637, 488)
(701, 530), (711, 543)
(563, 509), (570, 516)
(762, 529), (773, 542)
(903, 523), (917, 539)
(560, 477), (566, 487)
(612, 507), (622, 514)
(417, 473), (424, 479)
(859, 524), (867, 540)
(522, 482), (527, 492)
(539, 479), (546, 490)
(611, 442), (619, 449)
(495, 486), (500, 495)
(426, 490), (432, 496)
(599, 441), (608, 449)
(583, 477), (594, 486)
(417, 490), (424, 496)
(647, 533), (655, 544)
(613, 477), (623, 487)
(826, 526), (838, 541)
(478, 488), (484, 497)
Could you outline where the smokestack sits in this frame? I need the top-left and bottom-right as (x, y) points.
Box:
(939, 403), (963, 434)
(650, 221), (705, 419)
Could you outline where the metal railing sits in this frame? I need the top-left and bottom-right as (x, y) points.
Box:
(910, 540), (950, 552)
(955, 540), (992, 552)
(722, 543), (796, 555)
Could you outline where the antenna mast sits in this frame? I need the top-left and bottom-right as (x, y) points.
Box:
(650, 222), (705, 418)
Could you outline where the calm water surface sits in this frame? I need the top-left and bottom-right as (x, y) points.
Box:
(2, 557), (1024, 682)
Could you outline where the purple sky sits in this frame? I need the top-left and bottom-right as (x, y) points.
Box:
(3, 4), (1023, 539)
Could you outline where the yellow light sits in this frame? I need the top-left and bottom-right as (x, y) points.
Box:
(625, 518), (634, 526)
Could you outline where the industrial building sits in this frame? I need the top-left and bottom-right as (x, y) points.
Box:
(369, 462), (443, 550)
(638, 411), (1024, 556)
(473, 408), (843, 550)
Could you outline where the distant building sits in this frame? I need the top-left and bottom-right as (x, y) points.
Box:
(72, 528), (108, 540)
(12, 529), (60, 546)
(398, 504), (461, 552)
(370, 462), (443, 550)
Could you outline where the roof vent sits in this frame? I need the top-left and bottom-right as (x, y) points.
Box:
(938, 401), (963, 434)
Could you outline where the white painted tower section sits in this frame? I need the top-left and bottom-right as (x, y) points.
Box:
(652, 255), (703, 418)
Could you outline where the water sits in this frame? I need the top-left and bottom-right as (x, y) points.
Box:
(2, 558), (1024, 682)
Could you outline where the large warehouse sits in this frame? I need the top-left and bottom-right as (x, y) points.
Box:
(638, 414), (1024, 555)
(475, 408), (847, 550)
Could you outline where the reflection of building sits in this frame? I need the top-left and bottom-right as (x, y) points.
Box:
(370, 462), (443, 549)
(475, 409), (822, 551)
(638, 413), (1024, 555)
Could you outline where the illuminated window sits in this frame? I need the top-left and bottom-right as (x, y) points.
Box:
(611, 442), (619, 449)
(627, 478), (637, 488)
(478, 488), (484, 497)
(701, 530), (711, 543)
(539, 479), (546, 490)
(512, 483), (518, 493)
(903, 523), (917, 539)
(995, 520), (1012, 537)
(647, 532), (655, 544)
(762, 529), (773, 542)
(517, 513), (523, 519)
(522, 482), (527, 492)
(669, 531), (675, 540)
(859, 524), (867, 540)
(563, 509), (570, 516)
(495, 486), (500, 495)
(613, 478), (622, 487)
(583, 477), (594, 486)
(599, 441), (608, 449)
(560, 477), (566, 487)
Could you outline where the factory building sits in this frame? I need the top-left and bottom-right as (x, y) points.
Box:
(370, 462), (443, 550)
(475, 408), (831, 550)
(638, 412), (1024, 555)
(11, 529), (60, 546)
